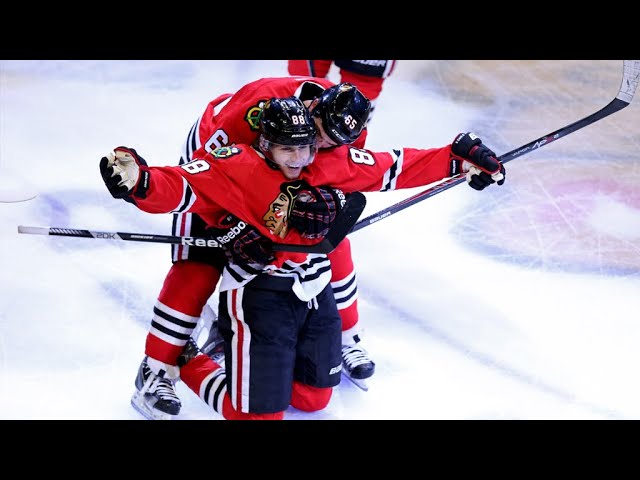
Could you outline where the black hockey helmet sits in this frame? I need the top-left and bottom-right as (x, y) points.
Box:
(310, 83), (371, 145)
(259, 96), (316, 146)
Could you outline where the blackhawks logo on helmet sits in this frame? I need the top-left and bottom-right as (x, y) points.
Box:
(245, 100), (267, 131)
(211, 146), (241, 159)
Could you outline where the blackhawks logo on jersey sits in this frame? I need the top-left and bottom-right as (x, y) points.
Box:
(211, 146), (241, 159)
(245, 100), (267, 131)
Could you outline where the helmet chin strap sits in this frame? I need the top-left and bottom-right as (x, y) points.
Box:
(255, 140), (280, 171)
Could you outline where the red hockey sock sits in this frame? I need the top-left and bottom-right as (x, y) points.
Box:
(145, 261), (221, 364)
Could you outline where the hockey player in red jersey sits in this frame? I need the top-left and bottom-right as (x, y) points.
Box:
(288, 60), (396, 123)
(100, 97), (506, 419)
(127, 77), (375, 420)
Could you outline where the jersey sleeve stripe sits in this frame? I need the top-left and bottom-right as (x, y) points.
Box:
(171, 177), (196, 213)
(181, 116), (202, 165)
(381, 148), (404, 191)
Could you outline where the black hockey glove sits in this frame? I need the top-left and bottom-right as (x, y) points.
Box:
(99, 146), (151, 203)
(450, 132), (506, 191)
(207, 215), (275, 267)
(289, 183), (347, 239)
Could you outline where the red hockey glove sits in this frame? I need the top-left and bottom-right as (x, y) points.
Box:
(207, 215), (275, 267)
(99, 146), (151, 202)
(289, 183), (347, 239)
(450, 132), (506, 191)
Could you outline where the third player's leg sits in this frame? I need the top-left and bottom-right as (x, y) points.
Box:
(327, 237), (376, 384)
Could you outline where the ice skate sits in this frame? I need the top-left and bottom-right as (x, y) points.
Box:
(130, 357), (181, 420)
(341, 343), (375, 391)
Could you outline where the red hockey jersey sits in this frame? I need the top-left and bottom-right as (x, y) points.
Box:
(172, 75), (369, 263)
(137, 143), (453, 236)
(132, 140), (454, 299)
(129, 76), (453, 300)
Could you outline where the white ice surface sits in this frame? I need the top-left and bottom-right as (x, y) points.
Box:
(1, 60), (638, 420)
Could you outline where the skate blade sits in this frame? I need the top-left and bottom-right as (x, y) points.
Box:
(342, 371), (369, 391)
(130, 391), (175, 420)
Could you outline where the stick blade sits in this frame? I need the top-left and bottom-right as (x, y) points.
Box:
(0, 193), (38, 203)
(618, 60), (640, 104)
(319, 191), (367, 252)
(0, 173), (38, 203)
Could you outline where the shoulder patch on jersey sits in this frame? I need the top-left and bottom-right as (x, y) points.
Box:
(211, 146), (242, 158)
(245, 100), (267, 131)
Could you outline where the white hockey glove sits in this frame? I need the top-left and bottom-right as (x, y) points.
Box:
(99, 146), (151, 201)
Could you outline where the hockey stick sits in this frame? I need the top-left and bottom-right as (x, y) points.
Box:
(0, 178), (38, 203)
(17, 191), (367, 254)
(0, 160), (39, 203)
(0, 193), (38, 203)
(349, 59), (640, 235)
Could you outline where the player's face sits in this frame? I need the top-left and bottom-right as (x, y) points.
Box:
(313, 117), (340, 149)
(269, 143), (317, 179)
